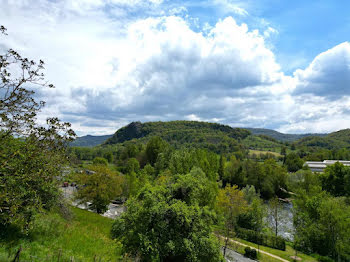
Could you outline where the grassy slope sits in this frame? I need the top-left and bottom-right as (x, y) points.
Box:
(0, 207), (121, 262)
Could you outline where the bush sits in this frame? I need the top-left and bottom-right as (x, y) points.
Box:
(244, 247), (257, 259)
(236, 227), (286, 251)
(92, 157), (108, 166)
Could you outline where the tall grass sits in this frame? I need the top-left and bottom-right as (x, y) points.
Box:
(0, 207), (122, 262)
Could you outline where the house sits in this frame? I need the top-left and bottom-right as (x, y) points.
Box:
(304, 160), (350, 172)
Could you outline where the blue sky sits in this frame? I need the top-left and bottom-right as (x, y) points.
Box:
(1, 0), (350, 135)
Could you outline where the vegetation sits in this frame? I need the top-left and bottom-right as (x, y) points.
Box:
(2, 24), (350, 262)
(0, 207), (122, 261)
(112, 168), (224, 261)
(75, 165), (124, 213)
(0, 26), (75, 231)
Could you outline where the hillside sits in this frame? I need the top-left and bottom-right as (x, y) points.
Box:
(71, 134), (112, 147)
(295, 129), (350, 149)
(103, 121), (286, 154)
(245, 128), (326, 142)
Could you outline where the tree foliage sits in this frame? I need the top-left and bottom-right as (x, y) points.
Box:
(112, 170), (224, 261)
(0, 26), (75, 230)
(75, 165), (124, 213)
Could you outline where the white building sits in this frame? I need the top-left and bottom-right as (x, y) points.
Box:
(304, 160), (350, 172)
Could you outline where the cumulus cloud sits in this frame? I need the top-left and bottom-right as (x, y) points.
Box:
(1, 0), (350, 135)
(293, 42), (350, 99)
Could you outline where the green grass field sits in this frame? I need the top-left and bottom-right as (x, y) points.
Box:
(0, 207), (122, 262)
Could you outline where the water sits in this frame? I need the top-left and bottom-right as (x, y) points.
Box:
(267, 201), (294, 240)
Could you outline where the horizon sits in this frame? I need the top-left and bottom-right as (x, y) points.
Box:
(1, 1), (350, 136)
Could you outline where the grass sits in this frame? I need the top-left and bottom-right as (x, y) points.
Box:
(0, 207), (122, 262)
(249, 149), (282, 157)
(230, 237), (317, 262)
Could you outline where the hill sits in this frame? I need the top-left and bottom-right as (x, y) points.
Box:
(245, 128), (326, 142)
(295, 129), (350, 150)
(103, 121), (284, 154)
(71, 134), (112, 147)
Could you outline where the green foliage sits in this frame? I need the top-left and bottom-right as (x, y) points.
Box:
(75, 165), (124, 213)
(320, 162), (350, 197)
(0, 26), (75, 231)
(0, 207), (122, 261)
(104, 120), (250, 155)
(236, 227), (286, 251)
(222, 159), (288, 199)
(285, 152), (304, 172)
(145, 136), (169, 165)
(244, 247), (258, 259)
(287, 169), (320, 193)
(125, 157), (140, 174)
(293, 189), (350, 261)
(92, 156), (108, 166)
(112, 174), (224, 261)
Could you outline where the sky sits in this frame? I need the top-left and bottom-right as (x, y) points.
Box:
(1, 0), (350, 135)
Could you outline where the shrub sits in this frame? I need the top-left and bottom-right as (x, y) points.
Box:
(92, 157), (108, 166)
(244, 247), (257, 259)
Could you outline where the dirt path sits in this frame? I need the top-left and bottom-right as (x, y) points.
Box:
(218, 235), (290, 262)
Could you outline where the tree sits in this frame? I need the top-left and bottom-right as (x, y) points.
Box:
(217, 185), (248, 257)
(218, 155), (225, 181)
(125, 157), (140, 174)
(293, 189), (350, 261)
(0, 26), (75, 230)
(320, 162), (350, 197)
(112, 176), (224, 261)
(268, 197), (284, 237)
(145, 136), (168, 165)
(285, 152), (304, 172)
(75, 165), (124, 213)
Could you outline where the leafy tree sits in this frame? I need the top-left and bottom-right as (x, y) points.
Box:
(145, 136), (169, 165)
(224, 156), (245, 187)
(217, 185), (248, 256)
(320, 162), (350, 197)
(75, 165), (124, 213)
(171, 167), (218, 209)
(112, 177), (224, 261)
(293, 189), (350, 261)
(92, 156), (108, 166)
(125, 157), (140, 174)
(0, 26), (75, 230)
(287, 169), (319, 193)
(285, 152), (304, 172)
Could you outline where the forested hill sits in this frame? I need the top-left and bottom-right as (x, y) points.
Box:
(245, 128), (326, 142)
(295, 128), (350, 149)
(71, 134), (113, 147)
(103, 121), (253, 154)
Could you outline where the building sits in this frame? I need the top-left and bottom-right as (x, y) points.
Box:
(304, 160), (350, 172)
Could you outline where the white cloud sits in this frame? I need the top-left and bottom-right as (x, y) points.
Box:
(293, 42), (350, 99)
(213, 0), (249, 16)
(2, 0), (350, 135)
